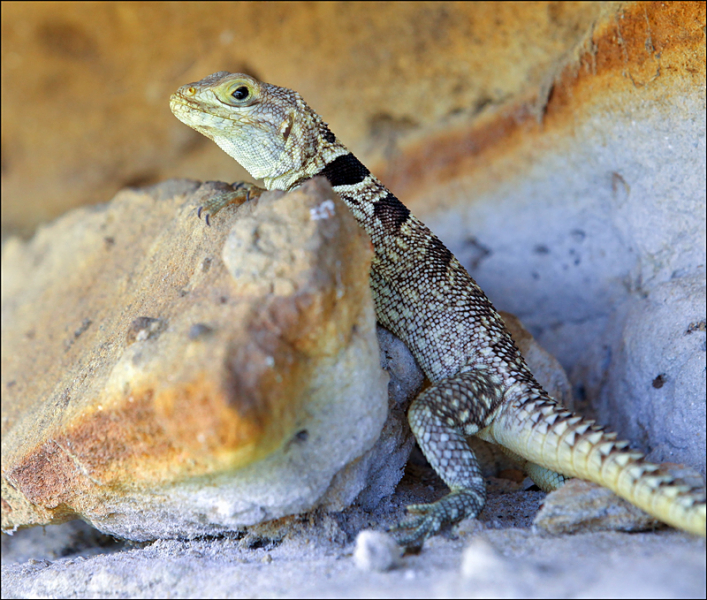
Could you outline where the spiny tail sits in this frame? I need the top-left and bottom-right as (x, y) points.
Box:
(491, 396), (706, 536)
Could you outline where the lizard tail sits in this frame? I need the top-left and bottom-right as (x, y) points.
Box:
(489, 396), (706, 536)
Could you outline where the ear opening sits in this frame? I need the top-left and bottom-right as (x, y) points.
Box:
(281, 114), (294, 142)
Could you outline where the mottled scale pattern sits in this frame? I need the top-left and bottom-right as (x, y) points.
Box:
(170, 72), (706, 545)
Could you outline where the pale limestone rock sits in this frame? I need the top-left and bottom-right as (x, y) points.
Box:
(343, 326), (423, 511)
(1, 178), (389, 540)
(456, 536), (530, 598)
(353, 530), (402, 572)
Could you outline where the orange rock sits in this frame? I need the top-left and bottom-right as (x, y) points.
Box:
(1, 178), (389, 540)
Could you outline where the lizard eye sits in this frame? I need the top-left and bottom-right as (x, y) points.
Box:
(222, 78), (259, 106)
(231, 86), (250, 101)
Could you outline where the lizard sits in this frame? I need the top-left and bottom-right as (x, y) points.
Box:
(170, 71), (706, 546)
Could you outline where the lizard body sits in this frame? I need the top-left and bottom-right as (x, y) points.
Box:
(170, 72), (706, 545)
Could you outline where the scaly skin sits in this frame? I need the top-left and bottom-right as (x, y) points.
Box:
(170, 72), (706, 545)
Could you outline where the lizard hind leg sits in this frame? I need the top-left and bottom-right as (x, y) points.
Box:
(493, 444), (568, 492)
(523, 461), (567, 492)
(391, 368), (504, 547)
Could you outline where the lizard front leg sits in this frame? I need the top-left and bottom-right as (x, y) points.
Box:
(197, 182), (266, 225)
(391, 367), (504, 547)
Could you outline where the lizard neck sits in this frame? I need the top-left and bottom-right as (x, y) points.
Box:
(275, 143), (402, 243)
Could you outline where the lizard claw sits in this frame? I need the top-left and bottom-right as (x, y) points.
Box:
(389, 490), (485, 548)
(389, 506), (443, 549)
(197, 205), (211, 226)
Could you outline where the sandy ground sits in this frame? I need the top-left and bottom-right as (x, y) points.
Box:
(2, 465), (705, 599)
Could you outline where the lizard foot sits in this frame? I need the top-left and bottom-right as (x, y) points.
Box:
(389, 489), (484, 548)
(197, 182), (265, 225)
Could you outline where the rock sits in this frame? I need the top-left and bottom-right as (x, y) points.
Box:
(1, 177), (389, 540)
(459, 536), (508, 579)
(353, 530), (401, 572)
(593, 276), (707, 470)
(533, 478), (659, 535)
(534, 465), (705, 534)
(345, 327), (422, 511)
(456, 536), (529, 598)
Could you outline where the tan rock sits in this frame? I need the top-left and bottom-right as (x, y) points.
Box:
(534, 478), (662, 535)
(2, 2), (611, 235)
(534, 463), (705, 534)
(1, 177), (389, 540)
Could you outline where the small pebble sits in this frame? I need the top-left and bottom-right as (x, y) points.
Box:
(460, 537), (506, 580)
(353, 530), (402, 572)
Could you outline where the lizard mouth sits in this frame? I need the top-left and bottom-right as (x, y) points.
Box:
(170, 96), (246, 133)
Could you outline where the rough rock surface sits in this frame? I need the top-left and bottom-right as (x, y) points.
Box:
(2, 2), (612, 235)
(3, 515), (705, 599)
(535, 463), (706, 536)
(1, 178), (390, 540)
(534, 478), (662, 535)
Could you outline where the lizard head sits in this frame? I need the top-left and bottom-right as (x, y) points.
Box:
(170, 72), (333, 190)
